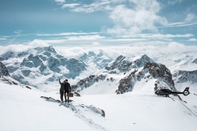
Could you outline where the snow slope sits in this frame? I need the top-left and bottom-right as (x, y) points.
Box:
(1, 80), (197, 131)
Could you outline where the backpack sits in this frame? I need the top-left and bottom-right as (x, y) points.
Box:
(64, 82), (71, 92)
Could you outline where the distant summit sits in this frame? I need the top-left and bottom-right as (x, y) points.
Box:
(105, 54), (154, 73)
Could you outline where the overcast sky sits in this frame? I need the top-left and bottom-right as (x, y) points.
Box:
(0, 0), (197, 46)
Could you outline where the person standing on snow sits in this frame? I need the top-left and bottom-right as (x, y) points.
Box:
(59, 79), (66, 102)
(64, 79), (71, 102)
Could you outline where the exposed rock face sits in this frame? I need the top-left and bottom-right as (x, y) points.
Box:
(0, 62), (10, 77)
(116, 62), (175, 94)
(173, 70), (197, 83)
(142, 62), (174, 88)
(116, 70), (138, 94)
(72, 74), (106, 92)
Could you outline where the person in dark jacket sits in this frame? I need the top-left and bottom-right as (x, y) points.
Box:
(64, 79), (71, 102)
(59, 79), (66, 102)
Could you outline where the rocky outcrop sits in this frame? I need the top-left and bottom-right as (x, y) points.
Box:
(116, 62), (175, 94)
(116, 70), (138, 94)
(142, 62), (174, 87)
(72, 74), (106, 92)
(40, 96), (105, 117)
(0, 62), (10, 77)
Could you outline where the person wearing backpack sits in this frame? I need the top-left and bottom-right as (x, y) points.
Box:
(64, 79), (71, 102)
(59, 79), (66, 102)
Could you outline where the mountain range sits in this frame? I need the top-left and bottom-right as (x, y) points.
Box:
(0, 45), (196, 94)
(1, 45), (197, 131)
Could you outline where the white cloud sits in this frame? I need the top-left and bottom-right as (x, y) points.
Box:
(106, 0), (168, 35)
(62, 3), (80, 8)
(0, 38), (6, 41)
(55, 0), (65, 4)
(166, 21), (197, 27)
(66, 35), (105, 40)
(36, 32), (99, 37)
(185, 13), (196, 22)
(54, 0), (168, 35)
(189, 38), (197, 42)
(28, 39), (50, 47)
(167, 0), (183, 5)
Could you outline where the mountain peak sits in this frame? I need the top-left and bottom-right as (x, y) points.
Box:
(105, 54), (154, 73)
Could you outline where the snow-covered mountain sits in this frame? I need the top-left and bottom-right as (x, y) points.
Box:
(72, 54), (177, 95)
(105, 54), (154, 73)
(1, 45), (197, 131)
(0, 46), (88, 90)
(0, 45), (197, 94)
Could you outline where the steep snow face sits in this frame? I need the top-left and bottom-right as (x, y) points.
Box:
(0, 62), (10, 77)
(0, 46), (86, 90)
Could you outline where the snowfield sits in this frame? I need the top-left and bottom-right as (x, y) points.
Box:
(1, 81), (197, 131)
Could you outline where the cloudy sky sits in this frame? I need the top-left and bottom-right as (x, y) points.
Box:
(0, 0), (197, 46)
